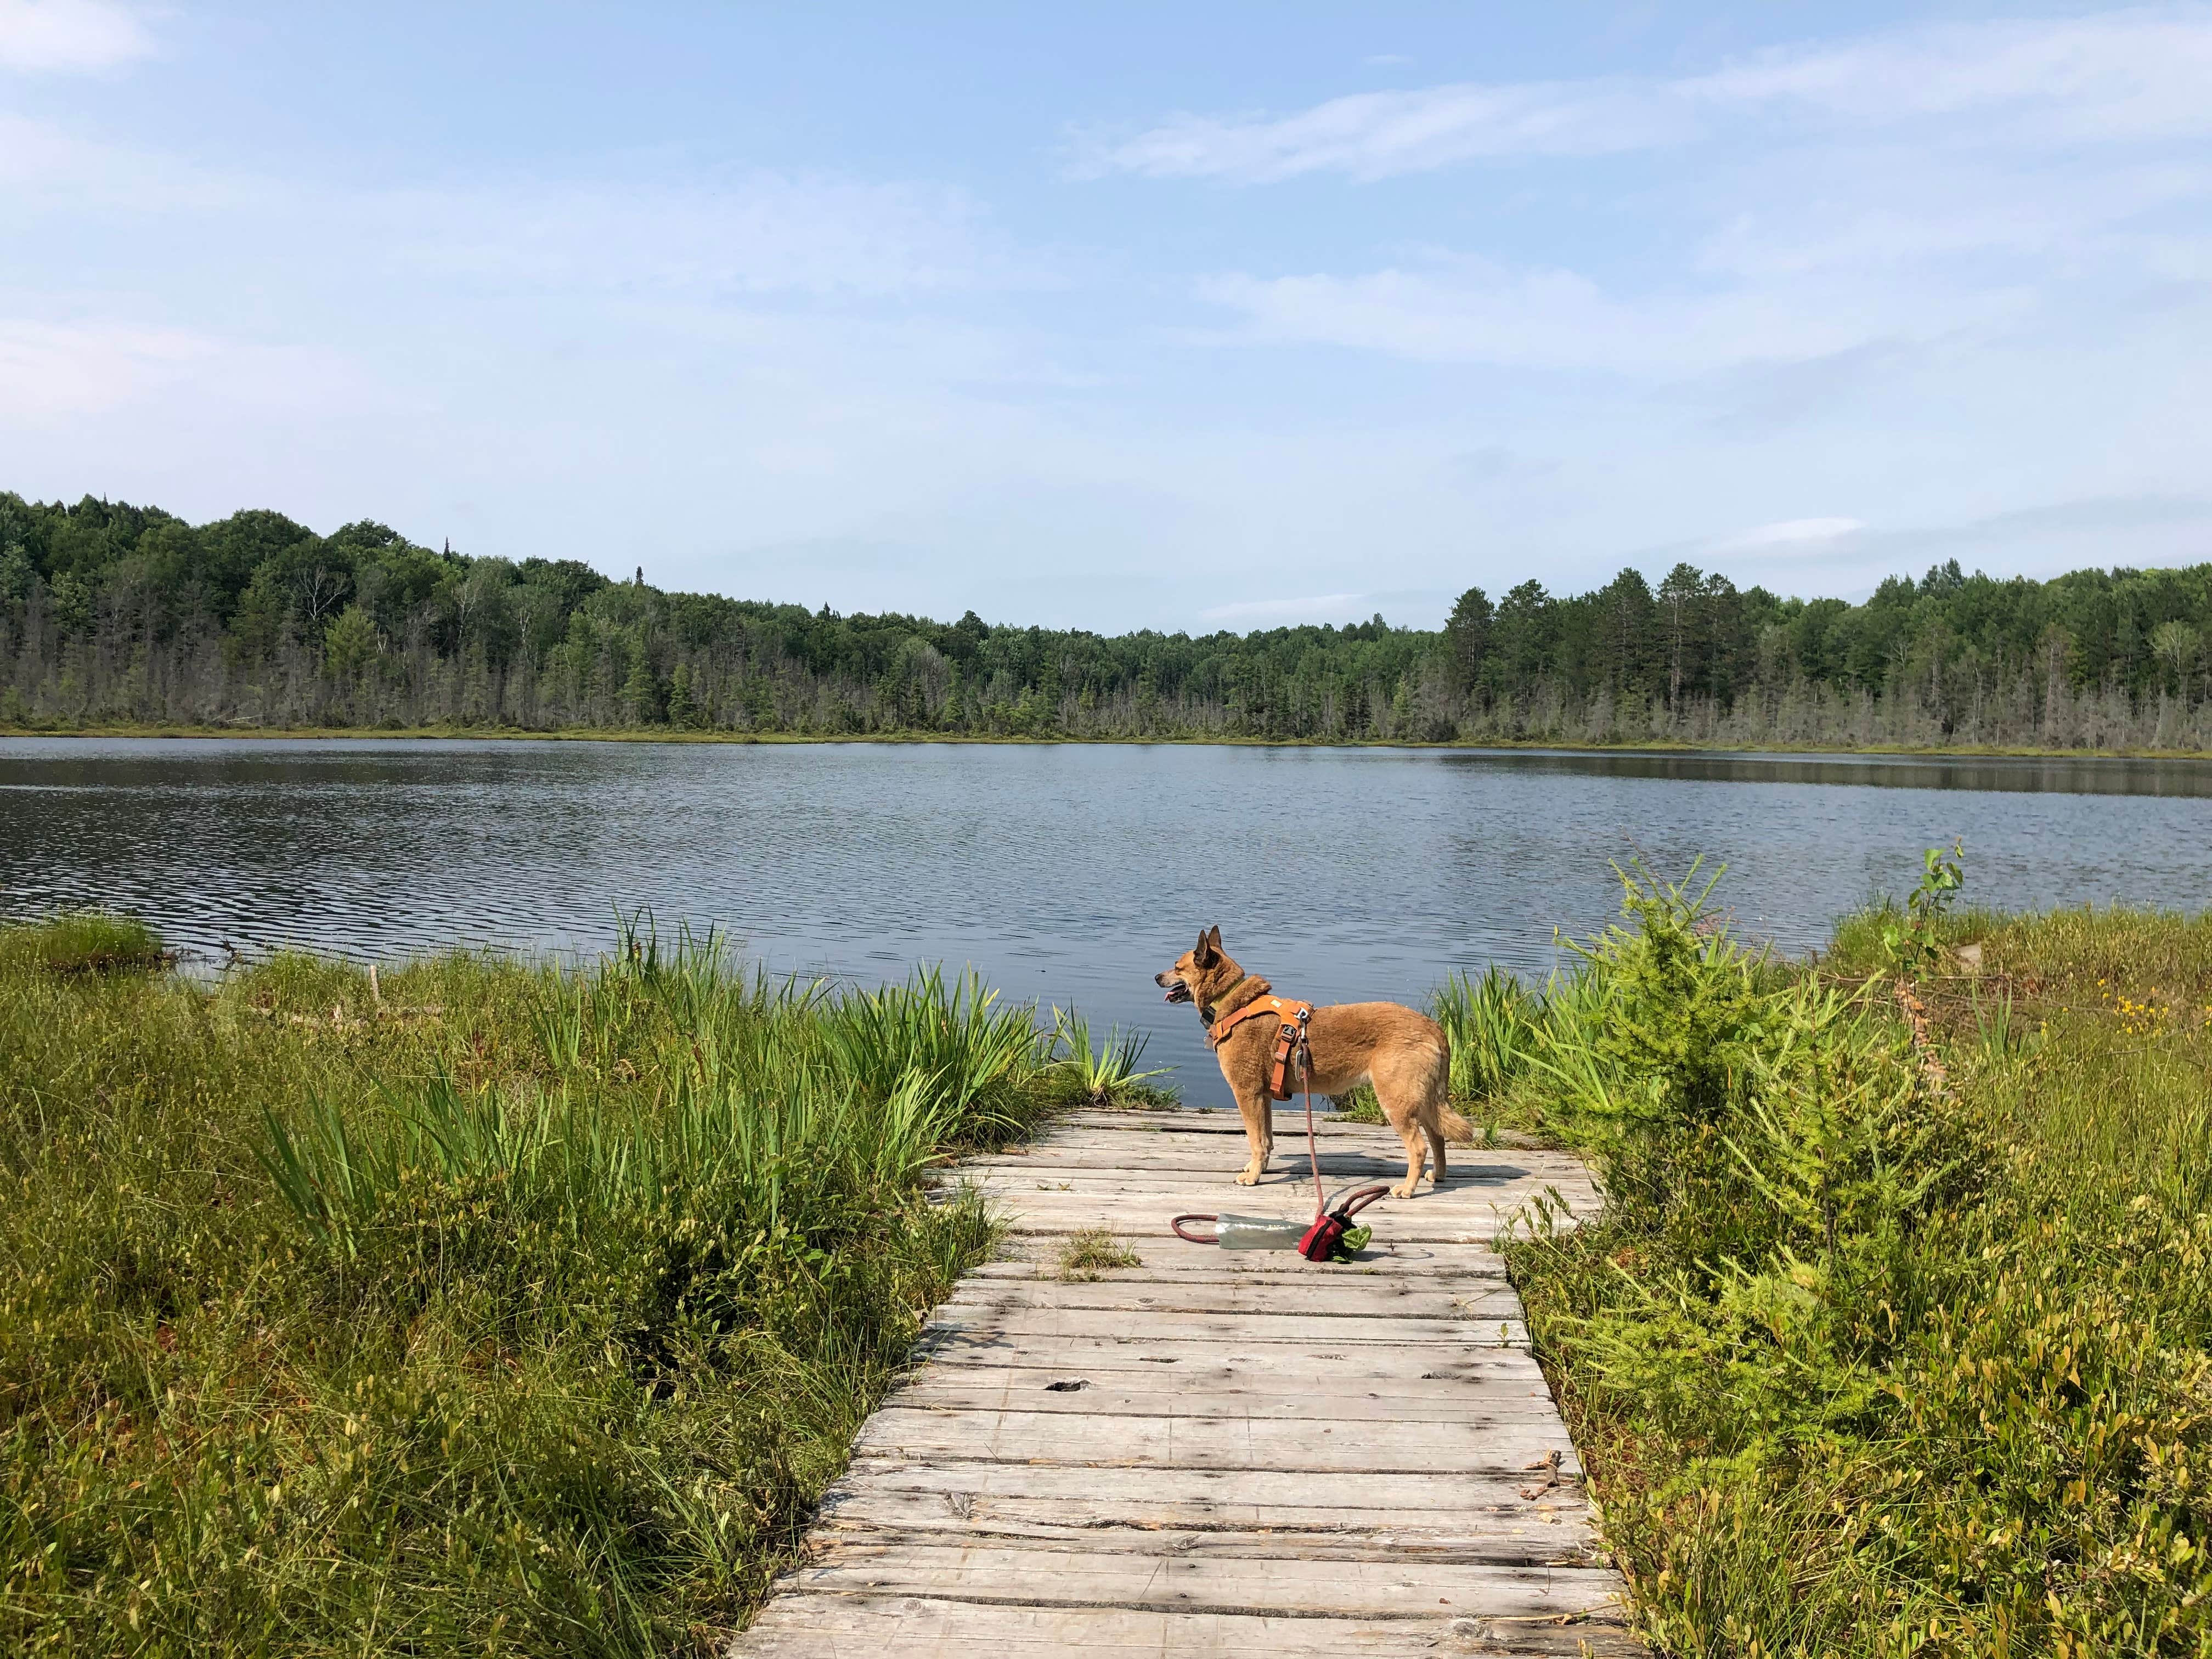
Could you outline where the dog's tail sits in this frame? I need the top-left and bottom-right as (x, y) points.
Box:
(1428, 1031), (1474, 1142)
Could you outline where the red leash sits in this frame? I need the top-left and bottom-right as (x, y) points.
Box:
(1290, 1023), (1389, 1261)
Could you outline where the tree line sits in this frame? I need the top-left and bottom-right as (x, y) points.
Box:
(3, 490), (2209, 751)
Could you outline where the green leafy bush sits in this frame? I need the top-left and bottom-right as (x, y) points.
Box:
(1508, 872), (2212, 1655)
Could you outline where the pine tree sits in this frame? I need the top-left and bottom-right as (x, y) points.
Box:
(620, 650), (663, 726)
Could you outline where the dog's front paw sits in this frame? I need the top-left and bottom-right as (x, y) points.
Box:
(1392, 1179), (1420, 1200)
(1235, 1165), (1263, 1186)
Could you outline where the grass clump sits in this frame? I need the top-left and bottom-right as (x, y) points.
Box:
(0, 909), (166, 975)
(1043, 1008), (1176, 1108)
(1431, 964), (1538, 1104)
(0, 918), (1073, 1657)
(1054, 1228), (1141, 1282)
(1504, 862), (2212, 1656)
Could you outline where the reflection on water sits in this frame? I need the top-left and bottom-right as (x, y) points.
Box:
(1440, 748), (2212, 796)
(6, 738), (2209, 1105)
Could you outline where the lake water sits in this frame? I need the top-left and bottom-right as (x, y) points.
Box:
(5, 737), (2210, 1105)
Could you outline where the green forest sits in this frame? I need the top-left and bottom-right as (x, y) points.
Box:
(3, 489), (2209, 749)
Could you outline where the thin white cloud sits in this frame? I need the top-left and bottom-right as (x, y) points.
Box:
(393, 169), (1011, 300)
(1720, 516), (1866, 550)
(1089, 78), (1680, 182)
(1184, 17), (2212, 381)
(0, 117), (1019, 301)
(0, 0), (150, 74)
(1090, 8), (2212, 183)
(1685, 12), (2212, 143)
(1197, 260), (2025, 375)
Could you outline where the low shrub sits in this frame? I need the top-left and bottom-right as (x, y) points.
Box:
(1507, 865), (2212, 1655)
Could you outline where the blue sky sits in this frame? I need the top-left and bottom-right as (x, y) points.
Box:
(2, 2), (2208, 630)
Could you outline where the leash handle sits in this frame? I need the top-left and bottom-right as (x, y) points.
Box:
(1171, 1213), (1220, 1244)
(1330, 1183), (1392, 1221)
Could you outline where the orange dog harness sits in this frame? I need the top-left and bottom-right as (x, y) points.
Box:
(1208, 995), (1313, 1102)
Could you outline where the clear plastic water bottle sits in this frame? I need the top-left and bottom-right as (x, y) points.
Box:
(1211, 1214), (1308, 1250)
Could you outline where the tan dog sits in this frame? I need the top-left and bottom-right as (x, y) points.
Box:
(1155, 927), (1470, 1198)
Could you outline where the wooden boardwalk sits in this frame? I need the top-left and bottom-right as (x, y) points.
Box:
(731, 1108), (1639, 1657)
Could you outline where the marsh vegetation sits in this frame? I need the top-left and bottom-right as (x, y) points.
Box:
(1455, 869), (2212, 1655)
(5, 874), (2208, 1655)
(0, 917), (1164, 1656)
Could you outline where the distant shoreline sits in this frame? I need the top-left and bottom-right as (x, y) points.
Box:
(4, 722), (2209, 761)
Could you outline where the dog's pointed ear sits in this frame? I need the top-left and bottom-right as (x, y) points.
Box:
(1193, 928), (1215, 967)
(1206, 924), (1223, 955)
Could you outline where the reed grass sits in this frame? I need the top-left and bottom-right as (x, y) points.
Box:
(1430, 964), (1538, 1103)
(1503, 868), (2212, 1656)
(1045, 1009), (1175, 1108)
(0, 921), (1063, 1657)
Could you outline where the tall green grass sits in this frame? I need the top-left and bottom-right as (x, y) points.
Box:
(0, 921), (1064, 1657)
(1430, 965), (1538, 1103)
(0, 909), (165, 974)
(1504, 868), (2212, 1656)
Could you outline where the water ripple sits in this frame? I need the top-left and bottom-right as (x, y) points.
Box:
(5, 737), (2210, 1104)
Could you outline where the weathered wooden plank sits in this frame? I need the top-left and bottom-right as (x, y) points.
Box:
(885, 1370), (1560, 1421)
(942, 1154), (1587, 1181)
(832, 1454), (1579, 1509)
(739, 1593), (1639, 1656)
(979, 1243), (1517, 1278)
(910, 1335), (1541, 1389)
(787, 1543), (1628, 1622)
(823, 1458), (1593, 1541)
(961, 1119), (1570, 1150)
(900, 1337), (1545, 1381)
(938, 1276), (1525, 1319)
(992, 1156), (1567, 1187)
(952, 1151), (1559, 1180)
(853, 1406), (1581, 1475)
(983, 1200), (1572, 1243)
(947, 1157), (1556, 1184)
(918, 1301), (1530, 1348)
(1043, 1110), (1412, 1135)
(810, 1504), (1598, 1564)
(1034, 1108), (1548, 1143)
